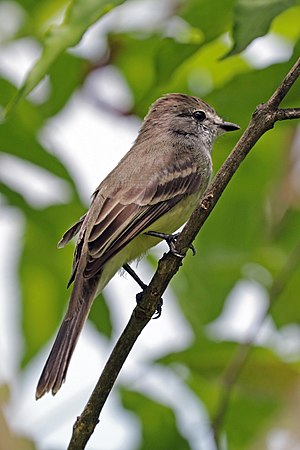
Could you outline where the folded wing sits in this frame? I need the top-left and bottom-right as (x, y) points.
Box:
(83, 156), (202, 279)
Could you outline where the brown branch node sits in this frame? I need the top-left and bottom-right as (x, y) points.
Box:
(201, 193), (214, 210)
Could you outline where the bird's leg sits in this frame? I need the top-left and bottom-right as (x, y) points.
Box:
(145, 231), (196, 258)
(123, 263), (146, 290)
(123, 263), (163, 319)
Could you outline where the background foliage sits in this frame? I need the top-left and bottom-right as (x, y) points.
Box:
(1, 0), (300, 449)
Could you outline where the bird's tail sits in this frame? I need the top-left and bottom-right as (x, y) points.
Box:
(36, 275), (99, 399)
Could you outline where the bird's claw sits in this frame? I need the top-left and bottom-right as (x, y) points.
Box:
(189, 243), (196, 256)
(153, 297), (163, 319)
(124, 263), (163, 319)
(136, 292), (163, 319)
(145, 231), (196, 257)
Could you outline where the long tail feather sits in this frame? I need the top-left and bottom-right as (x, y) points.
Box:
(36, 274), (99, 399)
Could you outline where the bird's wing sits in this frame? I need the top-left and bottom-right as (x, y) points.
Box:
(79, 156), (202, 280)
(58, 214), (86, 248)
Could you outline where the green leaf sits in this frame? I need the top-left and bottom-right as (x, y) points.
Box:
(180, 0), (236, 42)
(0, 78), (81, 202)
(272, 4), (300, 41)
(0, 123), (79, 197)
(230, 0), (297, 56)
(110, 33), (201, 111)
(121, 388), (190, 450)
(40, 52), (87, 118)
(224, 349), (299, 449)
(158, 339), (300, 449)
(0, 182), (34, 215)
(4, 0), (125, 117)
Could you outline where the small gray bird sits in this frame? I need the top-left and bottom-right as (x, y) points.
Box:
(36, 93), (239, 399)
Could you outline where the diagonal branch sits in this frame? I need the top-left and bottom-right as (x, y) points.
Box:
(268, 58), (300, 107)
(67, 57), (300, 450)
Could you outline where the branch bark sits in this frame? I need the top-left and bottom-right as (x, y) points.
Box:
(67, 57), (300, 450)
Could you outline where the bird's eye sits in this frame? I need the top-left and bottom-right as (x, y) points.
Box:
(193, 110), (206, 122)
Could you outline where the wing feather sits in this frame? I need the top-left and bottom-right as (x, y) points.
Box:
(89, 203), (138, 257)
(84, 196), (182, 278)
(58, 214), (86, 248)
(68, 155), (203, 283)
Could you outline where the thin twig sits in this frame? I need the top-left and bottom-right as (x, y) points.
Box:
(276, 108), (300, 121)
(268, 58), (300, 107)
(68, 57), (300, 450)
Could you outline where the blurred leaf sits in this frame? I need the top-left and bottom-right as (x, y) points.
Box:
(4, 0), (126, 116)
(0, 182), (34, 215)
(110, 32), (249, 117)
(248, 378), (300, 449)
(224, 349), (299, 449)
(180, 0), (236, 42)
(169, 38), (250, 97)
(15, 0), (67, 17)
(208, 43), (300, 122)
(271, 242), (300, 326)
(110, 33), (201, 109)
(230, 0), (297, 56)
(40, 51), (87, 118)
(158, 338), (300, 449)
(272, 4), (300, 41)
(121, 388), (190, 450)
(0, 123), (79, 197)
(0, 384), (37, 449)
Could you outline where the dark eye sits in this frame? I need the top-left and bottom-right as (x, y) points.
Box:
(193, 110), (206, 122)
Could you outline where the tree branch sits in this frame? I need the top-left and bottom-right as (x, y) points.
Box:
(67, 57), (300, 450)
(276, 107), (300, 121)
(268, 57), (300, 107)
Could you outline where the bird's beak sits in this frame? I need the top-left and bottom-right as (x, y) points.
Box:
(218, 121), (240, 132)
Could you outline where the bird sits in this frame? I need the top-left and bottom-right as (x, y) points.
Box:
(36, 93), (239, 399)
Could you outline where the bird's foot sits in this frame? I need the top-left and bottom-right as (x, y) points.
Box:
(123, 263), (146, 290)
(123, 263), (163, 319)
(145, 231), (196, 258)
(136, 291), (163, 319)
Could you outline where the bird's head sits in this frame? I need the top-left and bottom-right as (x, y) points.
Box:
(139, 93), (240, 149)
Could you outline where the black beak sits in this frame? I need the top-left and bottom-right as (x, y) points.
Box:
(219, 121), (240, 132)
